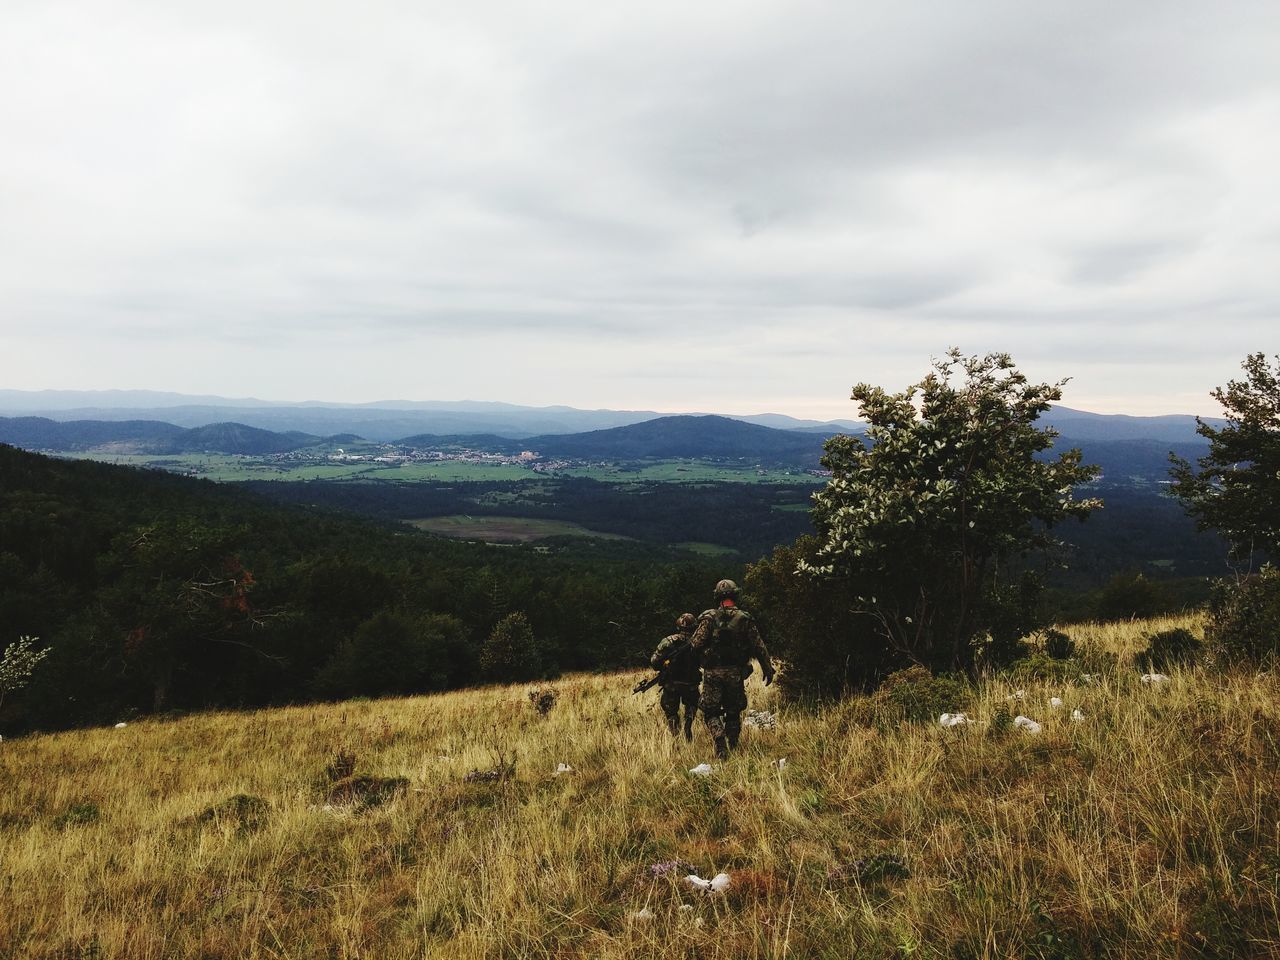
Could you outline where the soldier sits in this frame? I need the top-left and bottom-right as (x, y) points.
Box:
(688, 578), (775, 759)
(650, 613), (701, 740)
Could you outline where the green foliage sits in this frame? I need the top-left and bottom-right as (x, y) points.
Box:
(1093, 571), (1166, 621)
(315, 611), (470, 699)
(1135, 627), (1202, 672)
(988, 703), (1013, 738)
(1008, 652), (1083, 683)
(1042, 629), (1075, 660)
(856, 665), (971, 726)
(480, 612), (543, 682)
(800, 350), (1100, 673)
(1170, 352), (1280, 559)
(52, 802), (100, 830)
(1206, 567), (1280, 663)
(744, 536), (891, 697)
(0, 635), (49, 710)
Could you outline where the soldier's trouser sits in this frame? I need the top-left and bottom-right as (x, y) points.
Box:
(660, 683), (700, 738)
(699, 667), (748, 744)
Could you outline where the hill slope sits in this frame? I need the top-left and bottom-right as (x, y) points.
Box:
(4, 615), (1276, 959)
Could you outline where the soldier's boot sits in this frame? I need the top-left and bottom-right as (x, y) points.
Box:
(714, 736), (729, 759)
(726, 727), (740, 751)
(682, 715), (695, 742)
(666, 715), (680, 737)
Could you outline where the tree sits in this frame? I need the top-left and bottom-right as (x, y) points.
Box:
(479, 612), (542, 682)
(798, 350), (1101, 673)
(0, 635), (50, 712)
(1170, 352), (1280, 560)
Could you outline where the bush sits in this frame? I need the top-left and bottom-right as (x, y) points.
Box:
(480, 612), (543, 683)
(1008, 651), (1082, 683)
(1135, 627), (1202, 672)
(1042, 629), (1075, 660)
(1206, 569), (1280, 663)
(853, 665), (970, 727)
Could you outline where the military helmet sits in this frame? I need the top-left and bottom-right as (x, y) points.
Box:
(677, 612), (696, 631)
(713, 578), (739, 602)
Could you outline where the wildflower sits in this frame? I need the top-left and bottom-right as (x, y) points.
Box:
(939, 712), (972, 728)
(1006, 689), (1026, 701)
(1013, 715), (1042, 734)
(678, 904), (694, 913)
(688, 763), (713, 776)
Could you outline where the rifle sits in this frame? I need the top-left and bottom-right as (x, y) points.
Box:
(632, 637), (693, 695)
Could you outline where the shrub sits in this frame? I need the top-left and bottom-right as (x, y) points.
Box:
(480, 612), (543, 683)
(1135, 627), (1202, 672)
(1206, 569), (1280, 663)
(527, 687), (557, 716)
(1042, 629), (1075, 660)
(53, 802), (100, 830)
(854, 665), (970, 727)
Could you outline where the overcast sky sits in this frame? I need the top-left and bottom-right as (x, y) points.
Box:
(2, 0), (1276, 418)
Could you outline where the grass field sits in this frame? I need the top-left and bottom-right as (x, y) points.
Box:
(4, 614), (1278, 958)
(674, 541), (741, 558)
(407, 515), (630, 543)
(69, 452), (815, 485)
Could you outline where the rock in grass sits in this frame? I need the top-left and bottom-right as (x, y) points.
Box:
(686, 872), (730, 894)
(1013, 715), (1042, 734)
(1140, 673), (1171, 686)
(939, 712), (972, 728)
(688, 763), (713, 776)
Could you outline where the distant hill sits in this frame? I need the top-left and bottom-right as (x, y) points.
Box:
(523, 415), (834, 463)
(1044, 406), (1220, 443)
(0, 417), (318, 455)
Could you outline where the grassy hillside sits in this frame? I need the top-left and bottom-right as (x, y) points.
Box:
(3, 615), (1278, 959)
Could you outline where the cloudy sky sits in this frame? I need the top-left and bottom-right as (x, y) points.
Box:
(2, 0), (1276, 418)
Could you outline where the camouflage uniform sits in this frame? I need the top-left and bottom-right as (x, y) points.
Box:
(688, 585), (774, 758)
(650, 625), (700, 740)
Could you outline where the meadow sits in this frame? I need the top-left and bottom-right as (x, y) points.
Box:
(405, 515), (631, 543)
(2, 614), (1277, 959)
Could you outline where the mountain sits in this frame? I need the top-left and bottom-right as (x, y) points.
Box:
(0, 417), (318, 455)
(1044, 406), (1220, 443)
(523, 415), (833, 463)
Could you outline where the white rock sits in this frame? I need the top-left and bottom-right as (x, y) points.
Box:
(688, 763), (713, 776)
(1049, 697), (1063, 709)
(114, 722), (127, 729)
(772, 757), (788, 770)
(1141, 673), (1171, 685)
(631, 907), (655, 922)
(685, 872), (731, 894)
(1071, 708), (1085, 722)
(1013, 715), (1042, 734)
(554, 763), (574, 776)
(939, 712), (972, 728)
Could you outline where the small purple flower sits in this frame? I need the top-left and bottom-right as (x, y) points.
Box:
(649, 859), (695, 878)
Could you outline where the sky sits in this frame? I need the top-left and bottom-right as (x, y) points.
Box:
(1, 0), (1277, 419)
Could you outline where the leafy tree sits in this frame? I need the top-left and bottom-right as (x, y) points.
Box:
(314, 611), (471, 698)
(798, 350), (1101, 673)
(0, 635), (50, 711)
(480, 612), (542, 682)
(1170, 352), (1280, 560)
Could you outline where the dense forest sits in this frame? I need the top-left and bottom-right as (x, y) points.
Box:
(0, 445), (728, 733)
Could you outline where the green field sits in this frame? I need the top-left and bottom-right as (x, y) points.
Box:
(558, 460), (817, 483)
(673, 541), (740, 557)
(406, 515), (630, 543)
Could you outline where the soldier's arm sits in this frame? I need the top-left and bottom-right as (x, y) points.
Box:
(748, 620), (776, 682)
(687, 615), (713, 651)
(650, 636), (673, 670)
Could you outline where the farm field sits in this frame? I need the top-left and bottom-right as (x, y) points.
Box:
(4, 614), (1277, 958)
(406, 514), (631, 543)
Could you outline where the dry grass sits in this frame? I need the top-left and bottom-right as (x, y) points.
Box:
(2, 614), (1278, 959)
